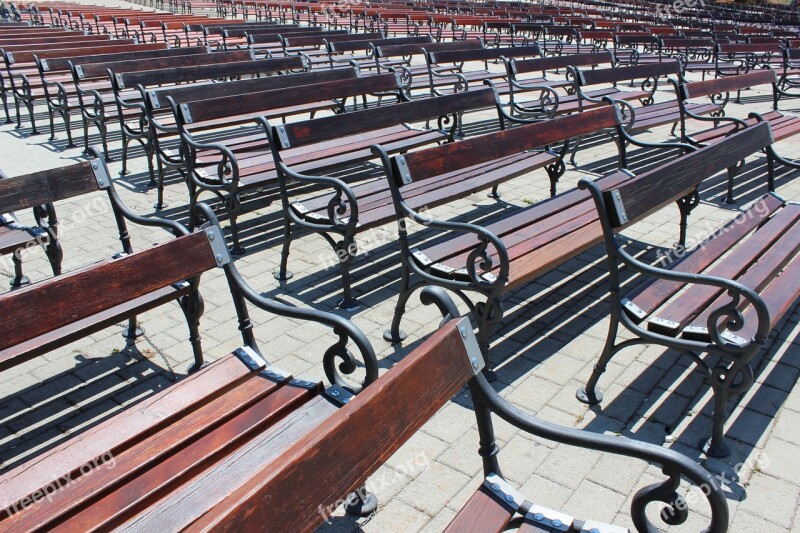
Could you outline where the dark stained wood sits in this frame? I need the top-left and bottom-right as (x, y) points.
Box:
(443, 485), (515, 533)
(608, 123), (773, 228)
(376, 37), (482, 58)
(188, 321), (475, 532)
(511, 51), (613, 75)
(149, 67), (357, 110)
(0, 232), (216, 350)
(0, 161), (98, 212)
(281, 88), (496, 149)
(5, 41), (141, 64)
(75, 49), (253, 80)
(398, 106), (620, 185)
(626, 193), (784, 321)
(117, 55), (303, 89)
(37, 45), (197, 73)
(430, 44), (540, 64)
(578, 60), (681, 86)
(681, 70), (777, 100)
(181, 73), (400, 124)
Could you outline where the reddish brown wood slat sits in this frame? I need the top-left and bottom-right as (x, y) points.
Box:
(682, 70), (776, 100)
(649, 204), (800, 336)
(399, 106), (619, 185)
(0, 353), (254, 510)
(189, 321), (476, 532)
(626, 194), (784, 321)
(121, 394), (339, 532)
(610, 123), (773, 227)
(0, 161), (98, 213)
(737, 253), (800, 339)
(443, 485), (515, 533)
(52, 381), (320, 532)
(685, 207), (800, 337)
(0, 232), (216, 351)
(4, 369), (296, 530)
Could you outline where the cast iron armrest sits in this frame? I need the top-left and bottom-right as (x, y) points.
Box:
(196, 203), (378, 393)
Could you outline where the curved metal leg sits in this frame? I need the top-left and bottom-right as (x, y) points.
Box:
(383, 266), (418, 344)
(274, 219), (294, 282)
(335, 239), (360, 311)
(576, 315), (623, 405)
(180, 280), (206, 373)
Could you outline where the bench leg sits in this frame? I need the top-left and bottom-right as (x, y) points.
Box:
(227, 201), (246, 256)
(470, 379), (501, 476)
(25, 99), (38, 135)
(47, 107), (56, 141)
(98, 120), (112, 162)
(1, 90), (10, 124)
(725, 159), (746, 204)
(335, 238), (361, 312)
(180, 278), (206, 373)
(10, 252), (30, 288)
(383, 266), (416, 343)
(61, 109), (75, 148)
(545, 153), (567, 197)
(274, 220), (294, 282)
(577, 316), (627, 405)
(122, 316), (144, 339)
(702, 360), (753, 459)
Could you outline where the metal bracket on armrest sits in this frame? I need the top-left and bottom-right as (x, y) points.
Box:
(204, 226), (231, 266)
(324, 384), (355, 406)
(579, 519), (628, 533)
(526, 504), (573, 531)
(91, 160), (111, 189)
(235, 345), (267, 371)
(483, 473), (524, 511)
(457, 316), (484, 375)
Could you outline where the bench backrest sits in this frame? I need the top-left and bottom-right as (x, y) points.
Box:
(331, 34), (430, 53)
(191, 317), (480, 531)
(36, 45), (202, 73)
(375, 37), (481, 58)
(174, 72), (401, 125)
(73, 49), (253, 80)
(150, 67), (358, 111)
(0, 159), (105, 215)
(270, 88), (498, 151)
(115, 55), (304, 90)
(4, 41), (139, 64)
(508, 50), (613, 76)
(601, 122), (774, 228)
(427, 43), (540, 64)
(386, 106), (621, 186)
(0, 230), (217, 353)
(679, 69), (776, 100)
(574, 60), (681, 87)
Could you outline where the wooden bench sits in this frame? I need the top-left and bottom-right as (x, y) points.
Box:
(143, 66), (352, 209)
(675, 69), (800, 202)
(107, 53), (305, 180)
(0, 148), (208, 372)
(0, 245), (730, 531)
(576, 121), (800, 458)
(374, 104), (668, 358)
(32, 45), (207, 148)
(0, 39), (143, 131)
(423, 44), (543, 97)
(372, 38), (482, 95)
(568, 61), (721, 165)
(167, 72), (408, 252)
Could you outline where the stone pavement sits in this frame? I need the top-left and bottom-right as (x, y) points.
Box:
(1, 6), (800, 530)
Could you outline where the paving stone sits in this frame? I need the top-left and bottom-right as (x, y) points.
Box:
(737, 472), (798, 529)
(397, 461), (471, 516)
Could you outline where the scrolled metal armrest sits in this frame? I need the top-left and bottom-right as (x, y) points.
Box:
(275, 161), (359, 233)
(422, 287), (729, 532)
(180, 134), (240, 190)
(195, 203), (378, 392)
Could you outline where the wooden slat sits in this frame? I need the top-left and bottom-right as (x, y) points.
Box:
(119, 56), (303, 88)
(443, 485), (515, 533)
(737, 253), (800, 339)
(578, 60), (681, 86)
(189, 321), (476, 532)
(0, 231), (216, 350)
(626, 193), (784, 321)
(399, 106), (620, 185)
(0, 160), (98, 213)
(121, 394), (339, 532)
(280, 88), (496, 149)
(610, 123), (773, 227)
(50, 381), (320, 531)
(649, 203), (800, 336)
(76, 49), (253, 80)
(682, 70), (776, 100)
(0, 353), (256, 509)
